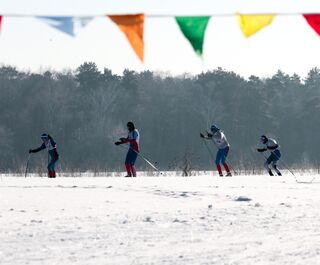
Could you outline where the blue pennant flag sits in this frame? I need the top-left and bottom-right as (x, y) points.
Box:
(40, 17), (92, 37)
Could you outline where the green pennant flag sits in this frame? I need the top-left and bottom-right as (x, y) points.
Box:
(175, 16), (210, 57)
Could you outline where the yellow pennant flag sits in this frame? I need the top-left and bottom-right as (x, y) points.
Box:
(237, 14), (275, 37)
(109, 14), (144, 62)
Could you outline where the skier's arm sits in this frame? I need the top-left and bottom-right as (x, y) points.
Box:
(48, 135), (56, 146)
(121, 138), (137, 144)
(115, 137), (137, 145)
(257, 147), (267, 152)
(120, 131), (138, 144)
(48, 136), (57, 148)
(200, 132), (212, 139)
(29, 143), (46, 153)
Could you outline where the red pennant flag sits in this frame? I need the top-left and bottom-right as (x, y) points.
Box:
(0, 16), (2, 31)
(304, 14), (320, 36)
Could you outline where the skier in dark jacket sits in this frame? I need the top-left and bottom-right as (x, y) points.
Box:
(257, 135), (282, 176)
(29, 133), (59, 178)
(115, 121), (140, 177)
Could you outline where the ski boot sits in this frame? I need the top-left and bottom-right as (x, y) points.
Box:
(273, 166), (282, 176)
(225, 172), (232, 177)
(268, 170), (274, 176)
(48, 170), (56, 178)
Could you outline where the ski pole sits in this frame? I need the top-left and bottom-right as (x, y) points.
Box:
(271, 153), (317, 184)
(201, 137), (215, 165)
(118, 143), (162, 175)
(25, 153), (31, 178)
(258, 151), (300, 182)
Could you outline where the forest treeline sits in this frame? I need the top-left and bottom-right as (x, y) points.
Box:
(1, 62), (320, 173)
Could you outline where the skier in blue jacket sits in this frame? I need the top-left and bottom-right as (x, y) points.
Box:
(29, 133), (59, 178)
(257, 135), (282, 176)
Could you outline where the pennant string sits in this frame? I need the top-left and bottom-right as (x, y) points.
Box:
(1, 12), (320, 18)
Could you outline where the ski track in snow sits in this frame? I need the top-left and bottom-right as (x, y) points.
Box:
(0, 175), (320, 265)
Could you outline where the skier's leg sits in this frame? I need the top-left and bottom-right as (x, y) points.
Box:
(48, 160), (56, 178)
(125, 163), (132, 177)
(271, 150), (281, 176)
(125, 150), (138, 177)
(216, 164), (223, 176)
(221, 147), (231, 176)
(272, 162), (282, 176)
(50, 162), (55, 178)
(47, 165), (51, 177)
(52, 157), (58, 178)
(223, 163), (232, 176)
(130, 152), (138, 177)
(131, 165), (136, 177)
(215, 150), (223, 176)
(125, 152), (132, 177)
(265, 155), (274, 176)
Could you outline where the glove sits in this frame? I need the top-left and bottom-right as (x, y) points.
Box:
(257, 148), (266, 152)
(119, 137), (126, 142)
(200, 133), (205, 138)
(29, 149), (33, 153)
(206, 131), (213, 137)
(115, 141), (121, 146)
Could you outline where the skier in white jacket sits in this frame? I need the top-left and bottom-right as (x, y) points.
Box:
(201, 124), (232, 177)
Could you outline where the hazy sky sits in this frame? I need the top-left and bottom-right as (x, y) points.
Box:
(1, 0), (320, 77)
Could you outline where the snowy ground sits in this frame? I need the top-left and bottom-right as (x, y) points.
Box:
(1, 173), (320, 265)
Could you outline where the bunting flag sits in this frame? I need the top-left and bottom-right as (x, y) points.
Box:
(175, 16), (210, 57)
(304, 14), (320, 36)
(109, 14), (144, 62)
(1, 12), (320, 62)
(40, 17), (92, 36)
(237, 14), (275, 37)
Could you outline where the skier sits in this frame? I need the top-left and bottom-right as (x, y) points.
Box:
(29, 133), (59, 178)
(200, 124), (232, 177)
(257, 135), (282, 176)
(115, 121), (140, 177)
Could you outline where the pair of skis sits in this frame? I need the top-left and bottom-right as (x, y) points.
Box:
(259, 151), (316, 184)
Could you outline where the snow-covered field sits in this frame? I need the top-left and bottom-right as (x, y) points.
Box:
(1, 174), (320, 265)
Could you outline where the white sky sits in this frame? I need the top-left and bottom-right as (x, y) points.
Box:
(1, 0), (320, 77)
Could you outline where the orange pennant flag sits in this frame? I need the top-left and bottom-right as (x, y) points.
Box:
(109, 14), (144, 62)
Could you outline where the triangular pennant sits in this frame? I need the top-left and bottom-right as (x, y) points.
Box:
(109, 14), (144, 62)
(304, 14), (320, 36)
(40, 17), (93, 37)
(0, 16), (2, 31)
(73, 17), (93, 35)
(175, 16), (210, 57)
(237, 14), (275, 37)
